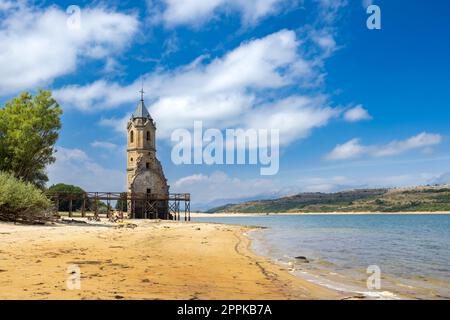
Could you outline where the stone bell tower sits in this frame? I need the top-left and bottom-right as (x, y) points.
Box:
(127, 89), (169, 218)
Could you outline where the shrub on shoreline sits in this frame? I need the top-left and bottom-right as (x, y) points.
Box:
(0, 171), (51, 222)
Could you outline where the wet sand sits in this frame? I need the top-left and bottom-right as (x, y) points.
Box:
(0, 220), (344, 300)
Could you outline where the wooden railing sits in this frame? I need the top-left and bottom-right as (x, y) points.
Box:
(44, 191), (191, 221)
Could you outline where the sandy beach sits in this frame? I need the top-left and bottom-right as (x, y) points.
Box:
(0, 219), (344, 300)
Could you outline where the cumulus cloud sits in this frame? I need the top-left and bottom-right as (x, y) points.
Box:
(325, 138), (366, 160)
(90, 140), (119, 151)
(148, 0), (294, 27)
(326, 133), (443, 160)
(47, 146), (125, 191)
(56, 29), (306, 108)
(171, 171), (284, 209)
(0, 2), (138, 95)
(56, 29), (344, 147)
(343, 105), (372, 122)
(244, 95), (339, 145)
(55, 81), (137, 112)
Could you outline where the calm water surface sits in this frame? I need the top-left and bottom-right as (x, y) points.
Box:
(193, 214), (450, 299)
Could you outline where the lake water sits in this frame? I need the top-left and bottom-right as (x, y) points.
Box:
(192, 214), (450, 299)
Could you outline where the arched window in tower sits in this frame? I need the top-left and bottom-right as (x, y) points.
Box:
(146, 131), (150, 141)
(130, 130), (134, 143)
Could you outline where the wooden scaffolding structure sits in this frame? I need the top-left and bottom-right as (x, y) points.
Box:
(45, 191), (190, 221)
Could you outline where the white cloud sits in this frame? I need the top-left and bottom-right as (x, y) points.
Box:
(326, 133), (443, 161)
(431, 172), (450, 185)
(0, 0), (16, 11)
(244, 95), (339, 146)
(90, 140), (119, 151)
(57, 29), (307, 112)
(325, 138), (367, 160)
(55, 81), (137, 112)
(148, 0), (294, 27)
(99, 113), (132, 134)
(371, 133), (442, 157)
(308, 28), (338, 58)
(0, 2), (138, 95)
(297, 173), (437, 193)
(171, 171), (282, 208)
(295, 176), (350, 193)
(47, 146), (125, 191)
(343, 105), (372, 122)
(315, 0), (348, 23)
(56, 29), (343, 147)
(172, 170), (440, 210)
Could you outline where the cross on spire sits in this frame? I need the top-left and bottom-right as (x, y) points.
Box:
(139, 80), (145, 102)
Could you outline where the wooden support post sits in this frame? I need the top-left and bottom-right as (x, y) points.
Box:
(120, 195), (124, 220)
(55, 196), (59, 215)
(81, 194), (86, 217)
(69, 198), (73, 217)
(107, 195), (111, 219)
(94, 194), (98, 218)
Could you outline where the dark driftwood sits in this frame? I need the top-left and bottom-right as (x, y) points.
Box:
(0, 209), (57, 225)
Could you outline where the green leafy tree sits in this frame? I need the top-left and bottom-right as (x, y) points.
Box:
(48, 183), (86, 212)
(115, 192), (128, 211)
(96, 201), (111, 214)
(0, 171), (51, 221)
(0, 90), (62, 188)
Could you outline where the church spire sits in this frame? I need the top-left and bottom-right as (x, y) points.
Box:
(132, 82), (151, 119)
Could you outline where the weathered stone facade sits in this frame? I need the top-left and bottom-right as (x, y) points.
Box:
(127, 94), (169, 218)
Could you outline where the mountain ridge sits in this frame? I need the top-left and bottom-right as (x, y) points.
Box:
(207, 185), (450, 213)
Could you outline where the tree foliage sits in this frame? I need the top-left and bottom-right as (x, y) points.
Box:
(0, 171), (51, 222)
(0, 90), (62, 188)
(48, 183), (86, 212)
(115, 192), (128, 211)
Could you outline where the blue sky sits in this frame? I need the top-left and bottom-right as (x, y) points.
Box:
(1, 0), (449, 209)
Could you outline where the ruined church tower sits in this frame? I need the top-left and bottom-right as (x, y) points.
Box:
(127, 90), (169, 218)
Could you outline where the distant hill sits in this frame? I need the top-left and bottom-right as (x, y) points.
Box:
(207, 186), (450, 213)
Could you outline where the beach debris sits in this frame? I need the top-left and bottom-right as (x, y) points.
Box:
(0, 211), (57, 225)
(294, 256), (310, 263)
(342, 294), (366, 300)
(61, 218), (87, 224)
(288, 262), (295, 272)
(115, 221), (137, 229)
